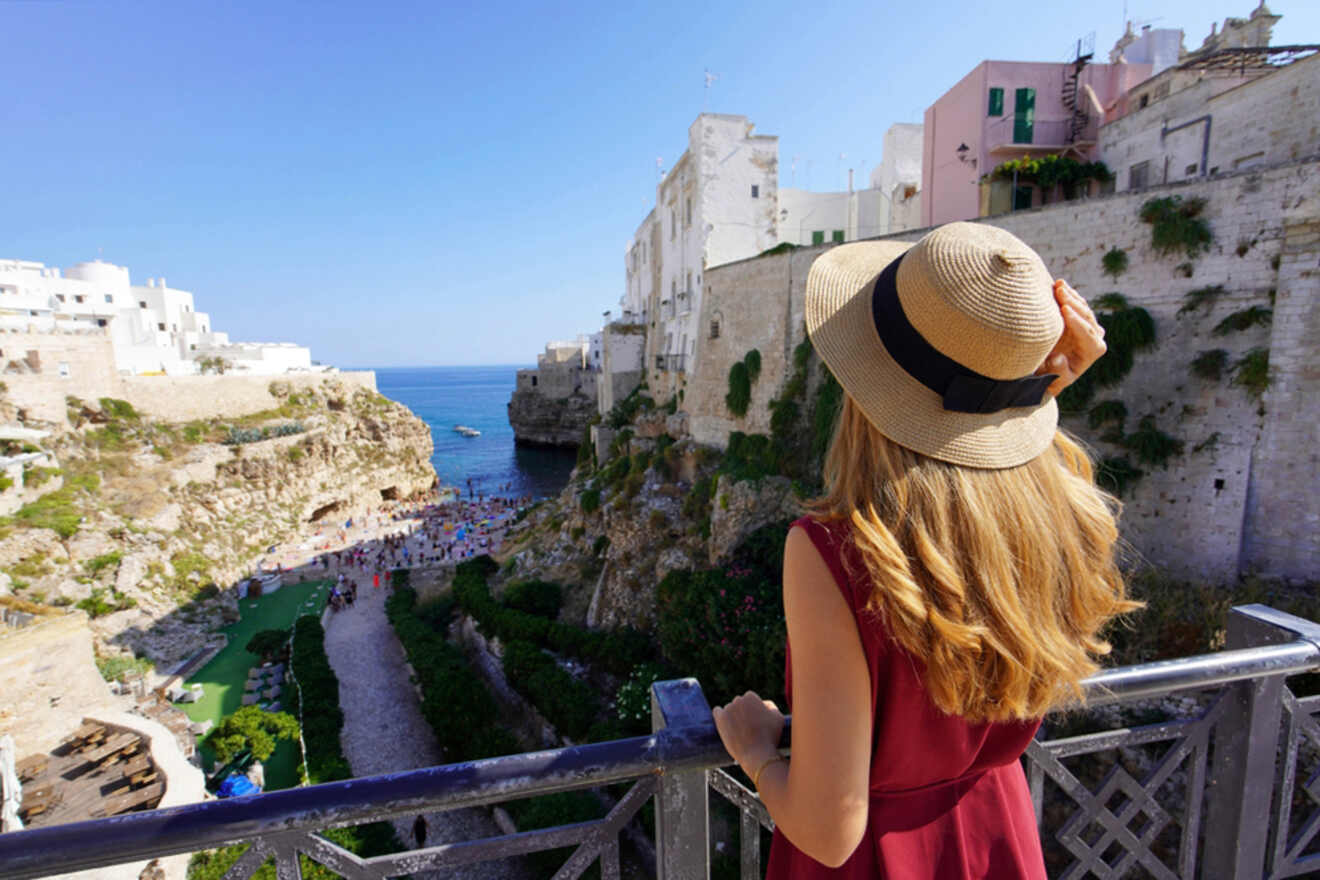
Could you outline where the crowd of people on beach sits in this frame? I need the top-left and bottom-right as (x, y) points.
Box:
(268, 484), (534, 611)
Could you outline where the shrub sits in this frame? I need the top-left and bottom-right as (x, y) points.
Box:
(83, 551), (123, 576)
(1056, 296), (1155, 412)
(1232, 348), (1270, 398)
(1212, 306), (1272, 336)
(1087, 400), (1127, 431)
(501, 640), (598, 740)
(95, 653), (153, 682)
(98, 397), (140, 421)
(503, 579), (563, 619)
(614, 662), (673, 735)
(1121, 416), (1184, 469)
(245, 628), (291, 660)
(1177, 284), (1226, 316)
(76, 588), (135, 618)
(385, 587), (517, 761)
(743, 349), (762, 382)
(205, 705), (300, 763)
(1101, 247), (1128, 279)
(1139, 196), (1212, 258)
(1190, 349), (1229, 380)
(725, 361), (752, 418)
(579, 487), (601, 514)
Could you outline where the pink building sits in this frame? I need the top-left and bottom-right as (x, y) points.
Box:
(921, 58), (1152, 226)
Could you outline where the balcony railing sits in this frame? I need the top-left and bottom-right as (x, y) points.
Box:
(654, 354), (686, 373)
(2, 604), (1319, 879)
(986, 116), (1099, 153)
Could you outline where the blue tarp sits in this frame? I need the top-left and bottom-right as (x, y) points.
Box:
(216, 773), (261, 798)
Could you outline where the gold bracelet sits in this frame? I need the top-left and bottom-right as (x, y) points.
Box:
(751, 754), (787, 790)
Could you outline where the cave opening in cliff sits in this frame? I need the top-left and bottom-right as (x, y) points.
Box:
(380, 486), (398, 501)
(309, 500), (345, 522)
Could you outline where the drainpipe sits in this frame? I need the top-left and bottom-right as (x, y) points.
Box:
(1161, 115), (1213, 177)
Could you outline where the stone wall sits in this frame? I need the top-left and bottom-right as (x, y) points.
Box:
(1099, 53), (1320, 190)
(0, 331), (119, 426)
(689, 159), (1320, 582)
(0, 610), (116, 756)
(1, 333), (376, 427)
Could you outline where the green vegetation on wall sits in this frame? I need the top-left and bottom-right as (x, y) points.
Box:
(1139, 196), (1213, 259)
(1232, 348), (1271, 398)
(1190, 349), (1229, 381)
(1101, 247), (1129, 279)
(1177, 284), (1226, 316)
(1212, 306), (1273, 336)
(725, 362), (752, 417)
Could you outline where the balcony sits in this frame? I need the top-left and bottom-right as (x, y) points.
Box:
(986, 117), (1098, 156)
(653, 353), (686, 373)
(2, 604), (1319, 879)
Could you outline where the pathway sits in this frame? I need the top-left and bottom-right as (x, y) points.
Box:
(322, 577), (533, 879)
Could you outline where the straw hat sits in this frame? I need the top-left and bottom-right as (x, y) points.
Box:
(805, 222), (1063, 469)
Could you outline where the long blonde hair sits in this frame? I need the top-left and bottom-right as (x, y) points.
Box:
(809, 396), (1140, 722)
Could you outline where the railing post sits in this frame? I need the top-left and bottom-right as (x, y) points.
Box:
(1203, 605), (1320, 878)
(652, 678), (713, 880)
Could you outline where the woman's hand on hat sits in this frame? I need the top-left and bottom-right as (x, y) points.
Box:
(1037, 280), (1106, 397)
(713, 690), (785, 774)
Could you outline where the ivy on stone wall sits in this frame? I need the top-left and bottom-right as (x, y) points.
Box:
(1212, 306), (1273, 336)
(1139, 196), (1213, 259)
(1177, 285), (1226, 316)
(1101, 247), (1129, 279)
(1190, 349), (1230, 381)
(1232, 348), (1271, 399)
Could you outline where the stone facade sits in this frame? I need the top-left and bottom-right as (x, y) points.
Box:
(509, 340), (599, 447)
(690, 159), (1320, 583)
(1100, 52), (1320, 191)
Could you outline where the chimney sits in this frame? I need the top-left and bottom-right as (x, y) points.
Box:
(848, 168), (854, 194)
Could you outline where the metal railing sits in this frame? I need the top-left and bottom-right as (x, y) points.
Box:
(2, 604), (1319, 879)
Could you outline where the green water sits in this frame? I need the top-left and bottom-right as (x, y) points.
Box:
(181, 578), (333, 790)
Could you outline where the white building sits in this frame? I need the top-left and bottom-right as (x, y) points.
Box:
(0, 258), (314, 376)
(622, 114), (780, 403)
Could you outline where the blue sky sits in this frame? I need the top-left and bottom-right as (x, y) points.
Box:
(3, 1), (1315, 366)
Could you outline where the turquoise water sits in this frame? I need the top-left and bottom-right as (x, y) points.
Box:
(371, 365), (578, 501)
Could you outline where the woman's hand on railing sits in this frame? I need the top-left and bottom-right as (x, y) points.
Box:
(712, 690), (785, 778)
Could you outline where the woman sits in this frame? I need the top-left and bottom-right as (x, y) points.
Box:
(713, 223), (1139, 878)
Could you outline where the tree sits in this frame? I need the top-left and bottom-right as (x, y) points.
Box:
(245, 628), (291, 661)
(205, 706), (300, 763)
(197, 356), (233, 375)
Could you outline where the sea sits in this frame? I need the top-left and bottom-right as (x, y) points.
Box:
(371, 365), (579, 502)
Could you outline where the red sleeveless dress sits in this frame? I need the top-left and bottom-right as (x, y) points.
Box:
(766, 517), (1047, 879)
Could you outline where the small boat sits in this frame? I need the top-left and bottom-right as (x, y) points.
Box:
(453, 425), (481, 438)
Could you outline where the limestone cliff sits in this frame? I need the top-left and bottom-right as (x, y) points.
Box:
(506, 389), (595, 447)
(0, 379), (435, 668)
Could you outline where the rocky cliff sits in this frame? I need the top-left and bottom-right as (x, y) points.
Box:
(506, 389), (595, 447)
(0, 379), (435, 667)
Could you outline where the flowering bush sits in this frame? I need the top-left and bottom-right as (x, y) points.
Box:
(613, 662), (672, 735)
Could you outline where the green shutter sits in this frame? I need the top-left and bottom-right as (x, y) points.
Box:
(1013, 88), (1035, 143)
(811, 230), (825, 245)
(988, 87), (1004, 116)
(832, 230), (845, 243)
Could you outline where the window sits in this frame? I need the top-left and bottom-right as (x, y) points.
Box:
(57, 294), (66, 302)
(684, 198), (691, 226)
(1129, 161), (1150, 191)
(751, 184), (759, 198)
(74, 295), (85, 303)
(1138, 94), (1149, 109)
(58, 361), (71, 378)
(1185, 163), (1199, 177)
(104, 294), (113, 303)
(710, 320), (720, 339)
(988, 87), (1004, 116)
(1013, 88), (1035, 144)
(832, 230), (845, 244)
(139, 300), (147, 309)
(1013, 186), (1033, 211)
(811, 230), (825, 245)
(670, 209), (676, 240)
(531, 375), (537, 387)
(685, 271), (692, 294)
(158, 322), (165, 331)
(96, 318), (107, 327)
